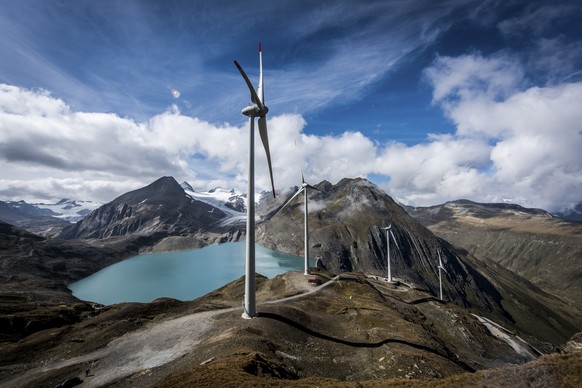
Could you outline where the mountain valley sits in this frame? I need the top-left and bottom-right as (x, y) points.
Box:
(0, 176), (581, 386)
(405, 200), (582, 306)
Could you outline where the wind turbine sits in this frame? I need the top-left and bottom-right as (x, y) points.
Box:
(276, 172), (321, 275)
(381, 224), (399, 282)
(437, 250), (448, 301)
(234, 42), (276, 319)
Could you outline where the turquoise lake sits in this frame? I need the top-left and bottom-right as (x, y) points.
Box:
(69, 242), (311, 305)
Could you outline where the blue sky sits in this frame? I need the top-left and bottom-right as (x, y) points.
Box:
(1, 0), (581, 212)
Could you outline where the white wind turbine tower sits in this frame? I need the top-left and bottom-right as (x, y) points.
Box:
(381, 224), (399, 282)
(234, 42), (276, 319)
(437, 250), (448, 301)
(276, 172), (321, 275)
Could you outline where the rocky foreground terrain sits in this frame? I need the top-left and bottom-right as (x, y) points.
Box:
(1, 270), (581, 387)
(1, 176), (581, 386)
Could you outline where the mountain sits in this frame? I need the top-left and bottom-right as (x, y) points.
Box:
(0, 200), (71, 237)
(39, 198), (102, 222)
(257, 178), (581, 346)
(4, 198), (101, 222)
(3, 200), (60, 218)
(181, 182), (248, 219)
(58, 177), (244, 251)
(0, 198), (102, 237)
(404, 200), (582, 306)
(555, 201), (582, 221)
(0, 220), (140, 341)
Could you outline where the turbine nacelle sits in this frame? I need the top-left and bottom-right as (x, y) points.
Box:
(242, 104), (269, 117)
(382, 224), (400, 249)
(438, 251), (449, 275)
(234, 43), (275, 198)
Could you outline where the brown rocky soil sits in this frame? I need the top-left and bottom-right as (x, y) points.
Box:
(2, 270), (574, 387)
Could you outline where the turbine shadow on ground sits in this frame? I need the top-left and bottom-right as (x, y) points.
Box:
(256, 311), (475, 372)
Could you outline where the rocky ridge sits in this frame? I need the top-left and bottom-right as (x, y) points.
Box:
(58, 177), (243, 250)
(258, 178), (581, 346)
(404, 200), (582, 306)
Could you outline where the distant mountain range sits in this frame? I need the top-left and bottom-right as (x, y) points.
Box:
(0, 198), (102, 237)
(0, 200), (70, 237)
(554, 201), (582, 221)
(0, 181), (251, 238)
(4, 198), (101, 222)
(3, 181), (579, 234)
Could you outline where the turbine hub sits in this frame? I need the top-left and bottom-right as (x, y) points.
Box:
(241, 104), (268, 117)
(242, 104), (260, 117)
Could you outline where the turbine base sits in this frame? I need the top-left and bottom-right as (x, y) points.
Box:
(241, 312), (255, 319)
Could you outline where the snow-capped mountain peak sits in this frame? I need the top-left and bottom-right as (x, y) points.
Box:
(6, 199), (103, 223)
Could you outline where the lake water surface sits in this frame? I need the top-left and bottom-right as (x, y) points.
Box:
(70, 242), (310, 305)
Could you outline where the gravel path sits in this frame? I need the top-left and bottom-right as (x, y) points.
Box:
(3, 309), (232, 387)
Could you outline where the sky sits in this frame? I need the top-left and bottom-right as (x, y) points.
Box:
(1, 0), (581, 212)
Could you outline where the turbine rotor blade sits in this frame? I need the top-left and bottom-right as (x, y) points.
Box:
(273, 187), (304, 217)
(305, 183), (322, 192)
(258, 42), (264, 104)
(389, 230), (399, 250)
(438, 251), (449, 275)
(258, 116), (275, 197)
(234, 60), (264, 110)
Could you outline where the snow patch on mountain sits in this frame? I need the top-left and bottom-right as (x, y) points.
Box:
(8, 199), (103, 223)
(179, 182), (273, 226)
(45, 199), (103, 222)
(180, 183), (245, 226)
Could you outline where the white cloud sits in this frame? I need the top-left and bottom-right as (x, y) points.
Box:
(420, 54), (582, 210)
(1, 72), (581, 213)
(424, 53), (525, 130)
(373, 135), (492, 205)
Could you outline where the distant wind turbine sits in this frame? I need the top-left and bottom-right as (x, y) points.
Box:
(276, 172), (321, 275)
(234, 42), (276, 319)
(381, 224), (399, 282)
(437, 250), (448, 301)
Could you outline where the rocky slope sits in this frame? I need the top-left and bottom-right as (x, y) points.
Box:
(0, 220), (145, 341)
(1, 271), (580, 387)
(0, 200), (70, 237)
(257, 178), (581, 346)
(58, 176), (243, 249)
(404, 200), (582, 306)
